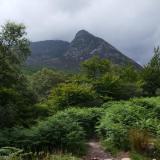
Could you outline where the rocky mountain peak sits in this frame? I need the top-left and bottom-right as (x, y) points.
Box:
(28, 30), (142, 70)
(75, 30), (92, 38)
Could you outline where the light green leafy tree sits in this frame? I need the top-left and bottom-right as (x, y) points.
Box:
(81, 55), (111, 79)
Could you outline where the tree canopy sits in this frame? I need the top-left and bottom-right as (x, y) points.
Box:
(142, 47), (160, 96)
(0, 22), (36, 128)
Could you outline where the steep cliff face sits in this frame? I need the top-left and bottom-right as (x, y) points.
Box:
(64, 30), (141, 69)
(27, 30), (142, 70)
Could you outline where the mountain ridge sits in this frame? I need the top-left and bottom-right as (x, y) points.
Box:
(27, 30), (142, 70)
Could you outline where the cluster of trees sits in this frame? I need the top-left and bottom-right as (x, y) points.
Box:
(32, 49), (160, 112)
(0, 22), (38, 128)
(1, 22), (160, 159)
(1, 22), (160, 128)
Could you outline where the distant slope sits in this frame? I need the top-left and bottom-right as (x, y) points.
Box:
(27, 40), (69, 68)
(27, 30), (142, 70)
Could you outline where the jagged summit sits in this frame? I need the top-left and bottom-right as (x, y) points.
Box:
(27, 30), (142, 70)
(75, 29), (93, 38)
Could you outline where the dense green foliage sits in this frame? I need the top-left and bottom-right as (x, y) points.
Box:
(48, 83), (99, 109)
(0, 116), (85, 154)
(98, 97), (160, 158)
(30, 68), (65, 100)
(0, 108), (103, 155)
(81, 55), (111, 79)
(0, 22), (38, 128)
(142, 47), (160, 96)
(1, 21), (160, 159)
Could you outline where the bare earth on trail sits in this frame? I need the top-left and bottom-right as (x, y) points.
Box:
(83, 140), (130, 160)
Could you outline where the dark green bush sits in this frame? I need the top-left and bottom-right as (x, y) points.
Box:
(0, 118), (86, 154)
(0, 108), (104, 154)
(97, 100), (160, 158)
(131, 97), (160, 119)
(97, 102), (143, 150)
(54, 108), (104, 138)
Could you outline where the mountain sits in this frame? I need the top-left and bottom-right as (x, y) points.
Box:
(27, 30), (142, 70)
(27, 40), (69, 68)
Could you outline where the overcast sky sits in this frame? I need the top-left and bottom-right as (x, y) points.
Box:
(0, 0), (160, 65)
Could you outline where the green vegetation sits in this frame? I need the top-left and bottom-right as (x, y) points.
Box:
(142, 47), (160, 96)
(1, 21), (160, 159)
(0, 146), (80, 160)
(0, 22), (38, 128)
(48, 83), (99, 109)
(30, 68), (65, 100)
(98, 98), (160, 158)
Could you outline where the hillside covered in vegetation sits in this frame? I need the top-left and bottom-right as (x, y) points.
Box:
(0, 22), (160, 160)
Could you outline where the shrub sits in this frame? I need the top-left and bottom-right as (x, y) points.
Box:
(48, 83), (99, 108)
(0, 107), (104, 154)
(0, 117), (86, 155)
(97, 100), (160, 153)
(131, 97), (160, 119)
(97, 103), (140, 150)
(0, 108), (104, 155)
(53, 108), (104, 138)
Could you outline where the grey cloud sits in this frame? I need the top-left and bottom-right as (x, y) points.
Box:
(0, 0), (160, 65)
(50, 0), (93, 13)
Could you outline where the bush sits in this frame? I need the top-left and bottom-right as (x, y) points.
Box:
(0, 108), (104, 155)
(93, 74), (142, 102)
(48, 83), (99, 109)
(53, 108), (104, 138)
(98, 102), (140, 150)
(0, 107), (105, 155)
(131, 97), (160, 119)
(97, 100), (160, 154)
(0, 117), (86, 155)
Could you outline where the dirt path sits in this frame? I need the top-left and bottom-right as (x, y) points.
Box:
(83, 140), (130, 160)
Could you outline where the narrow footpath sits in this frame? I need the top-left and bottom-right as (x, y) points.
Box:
(83, 140), (130, 160)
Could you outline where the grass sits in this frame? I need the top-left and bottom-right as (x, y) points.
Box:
(130, 152), (151, 160)
(0, 153), (81, 160)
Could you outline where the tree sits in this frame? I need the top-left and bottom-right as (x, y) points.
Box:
(81, 55), (111, 79)
(0, 22), (30, 63)
(142, 47), (160, 96)
(0, 22), (36, 128)
(48, 83), (98, 108)
(30, 68), (65, 99)
(119, 64), (140, 83)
